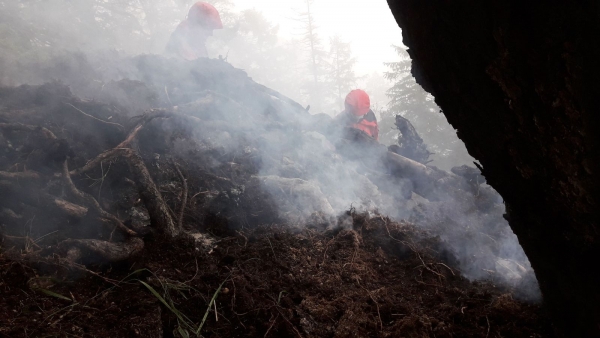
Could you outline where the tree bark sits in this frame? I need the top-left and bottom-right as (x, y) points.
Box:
(386, 1), (600, 336)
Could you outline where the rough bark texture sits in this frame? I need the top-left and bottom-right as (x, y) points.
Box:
(123, 149), (178, 237)
(59, 238), (144, 263)
(386, 1), (600, 336)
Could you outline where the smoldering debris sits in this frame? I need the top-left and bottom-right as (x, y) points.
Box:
(0, 54), (539, 302)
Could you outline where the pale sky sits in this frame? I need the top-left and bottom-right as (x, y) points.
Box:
(229, 0), (404, 74)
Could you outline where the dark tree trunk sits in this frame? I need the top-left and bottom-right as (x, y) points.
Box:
(386, 1), (600, 336)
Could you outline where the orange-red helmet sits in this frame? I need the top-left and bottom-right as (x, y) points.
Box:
(345, 89), (371, 116)
(188, 2), (223, 29)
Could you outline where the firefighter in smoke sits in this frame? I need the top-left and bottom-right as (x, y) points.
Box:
(334, 89), (380, 141)
(165, 2), (223, 60)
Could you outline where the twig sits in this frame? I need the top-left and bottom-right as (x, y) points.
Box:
(190, 191), (210, 199)
(97, 161), (111, 200)
(321, 237), (335, 264)
(164, 86), (173, 106)
(236, 231), (248, 248)
(65, 103), (124, 129)
(264, 313), (279, 338)
(267, 238), (276, 256)
(184, 258), (199, 284)
(436, 263), (456, 276)
(416, 252), (444, 278)
(172, 160), (188, 230)
(486, 315), (490, 338)
(384, 223), (417, 253)
(415, 277), (441, 288)
(69, 138), (138, 177)
(275, 308), (303, 338)
(0, 170), (42, 181)
(214, 299), (218, 322)
(360, 285), (383, 331)
(34, 230), (59, 244)
(66, 109), (205, 178)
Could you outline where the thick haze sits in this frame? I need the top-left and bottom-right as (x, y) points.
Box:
(0, 0), (540, 300)
(230, 0), (403, 74)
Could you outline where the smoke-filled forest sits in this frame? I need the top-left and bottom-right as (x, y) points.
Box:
(0, 0), (576, 337)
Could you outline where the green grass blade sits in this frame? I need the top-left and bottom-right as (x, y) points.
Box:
(140, 281), (172, 309)
(139, 280), (194, 331)
(35, 288), (72, 301)
(195, 274), (231, 335)
(177, 326), (190, 338)
(277, 290), (287, 305)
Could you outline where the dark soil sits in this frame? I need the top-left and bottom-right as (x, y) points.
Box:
(0, 67), (553, 337)
(0, 212), (552, 337)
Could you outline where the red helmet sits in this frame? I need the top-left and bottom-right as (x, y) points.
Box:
(188, 2), (223, 29)
(345, 89), (371, 116)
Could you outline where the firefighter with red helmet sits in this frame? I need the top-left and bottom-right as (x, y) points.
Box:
(334, 89), (379, 141)
(166, 2), (223, 60)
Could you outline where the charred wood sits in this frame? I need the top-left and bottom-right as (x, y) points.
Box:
(59, 237), (144, 263)
(0, 122), (57, 140)
(0, 180), (88, 220)
(62, 160), (136, 236)
(122, 149), (178, 237)
(389, 115), (432, 164)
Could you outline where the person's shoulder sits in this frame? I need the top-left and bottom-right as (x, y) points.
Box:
(173, 20), (191, 33)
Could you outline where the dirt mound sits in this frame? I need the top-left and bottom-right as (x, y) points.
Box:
(0, 213), (552, 337)
(0, 57), (548, 336)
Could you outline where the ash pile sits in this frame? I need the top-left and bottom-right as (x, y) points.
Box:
(0, 55), (538, 298)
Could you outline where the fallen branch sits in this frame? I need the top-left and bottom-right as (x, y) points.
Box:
(172, 160), (188, 230)
(64, 102), (124, 130)
(62, 160), (137, 237)
(68, 109), (183, 177)
(68, 124), (143, 177)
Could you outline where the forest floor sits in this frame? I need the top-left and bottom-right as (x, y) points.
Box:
(0, 214), (553, 337)
(0, 61), (553, 337)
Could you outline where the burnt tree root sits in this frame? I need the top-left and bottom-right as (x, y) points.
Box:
(0, 105), (207, 265)
(62, 160), (137, 237)
(59, 238), (144, 263)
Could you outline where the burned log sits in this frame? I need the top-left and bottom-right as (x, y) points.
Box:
(335, 127), (470, 201)
(388, 115), (432, 164)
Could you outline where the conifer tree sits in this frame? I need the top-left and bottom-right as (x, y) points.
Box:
(297, 0), (327, 113)
(381, 45), (473, 169)
(325, 36), (357, 112)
